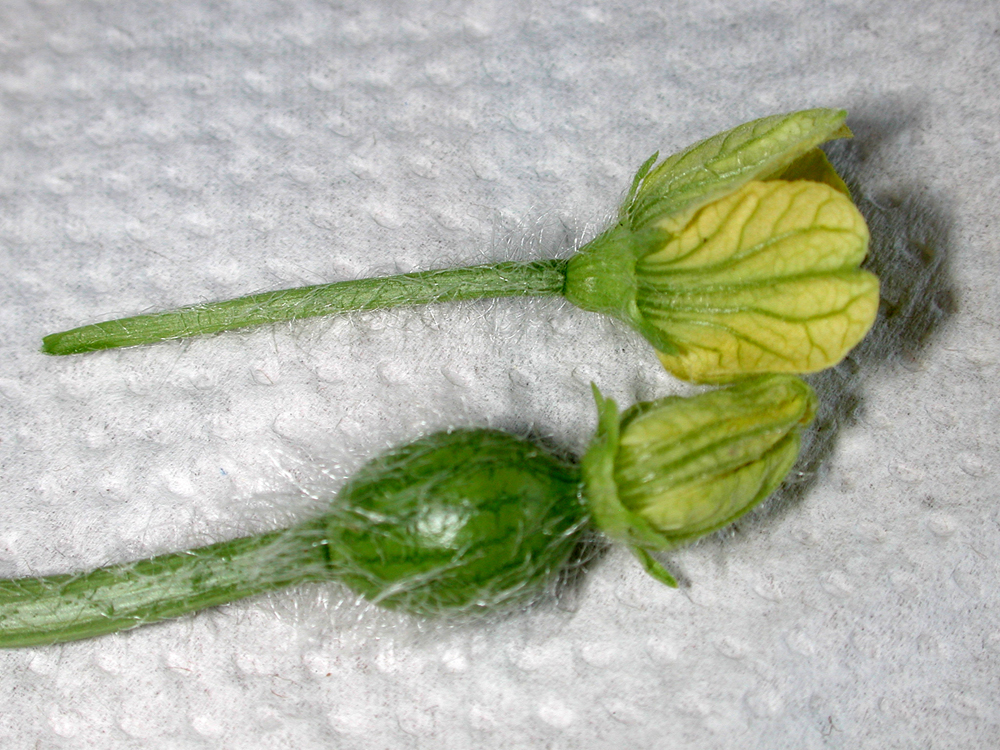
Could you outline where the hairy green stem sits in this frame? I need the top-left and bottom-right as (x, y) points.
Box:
(42, 260), (569, 355)
(0, 521), (330, 647)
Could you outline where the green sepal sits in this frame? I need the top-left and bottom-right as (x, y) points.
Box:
(579, 384), (627, 541)
(621, 151), (660, 219)
(580, 385), (682, 586)
(630, 546), (678, 588)
(564, 226), (678, 354)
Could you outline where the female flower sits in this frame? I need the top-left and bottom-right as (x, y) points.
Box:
(1, 376), (814, 645)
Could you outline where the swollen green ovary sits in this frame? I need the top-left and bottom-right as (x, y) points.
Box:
(325, 430), (585, 616)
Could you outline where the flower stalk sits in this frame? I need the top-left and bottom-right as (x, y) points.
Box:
(0, 521), (331, 648)
(42, 260), (568, 355)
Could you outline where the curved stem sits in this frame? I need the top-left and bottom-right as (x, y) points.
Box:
(42, 259), (569, 355)
(0, 520), (331, 648)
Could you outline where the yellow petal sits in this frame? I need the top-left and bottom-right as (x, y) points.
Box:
(644, 180), (868, 281)
(636, 179), (877, 382)
(651, 271), (879, 382)
(771, 147), (851, 197)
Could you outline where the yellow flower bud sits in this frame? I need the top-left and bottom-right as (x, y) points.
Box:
(581, 375), (817, 586)
(565, 109), (879, 383)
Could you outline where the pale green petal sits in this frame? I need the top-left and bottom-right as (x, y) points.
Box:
(615, 376), (813, 492)
(633, 432), (801, 541)
(625, 108), (852, 229)
(614, 375), (815, 513)
(617, 426), (793, 503)
(582, 376), (816, 584)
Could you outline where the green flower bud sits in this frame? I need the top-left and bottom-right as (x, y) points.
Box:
(581, 375), (817, 586)
(564, 109), (879, 383)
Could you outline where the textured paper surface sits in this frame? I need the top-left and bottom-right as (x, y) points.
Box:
(1, 1), (998, 747)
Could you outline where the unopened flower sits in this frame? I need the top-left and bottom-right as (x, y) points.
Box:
(581, 375), (817, 585)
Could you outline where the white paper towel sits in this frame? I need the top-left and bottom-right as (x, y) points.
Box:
(1, 1), (998, 747)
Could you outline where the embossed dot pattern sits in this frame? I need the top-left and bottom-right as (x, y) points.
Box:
(1, 1), (998, 748)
